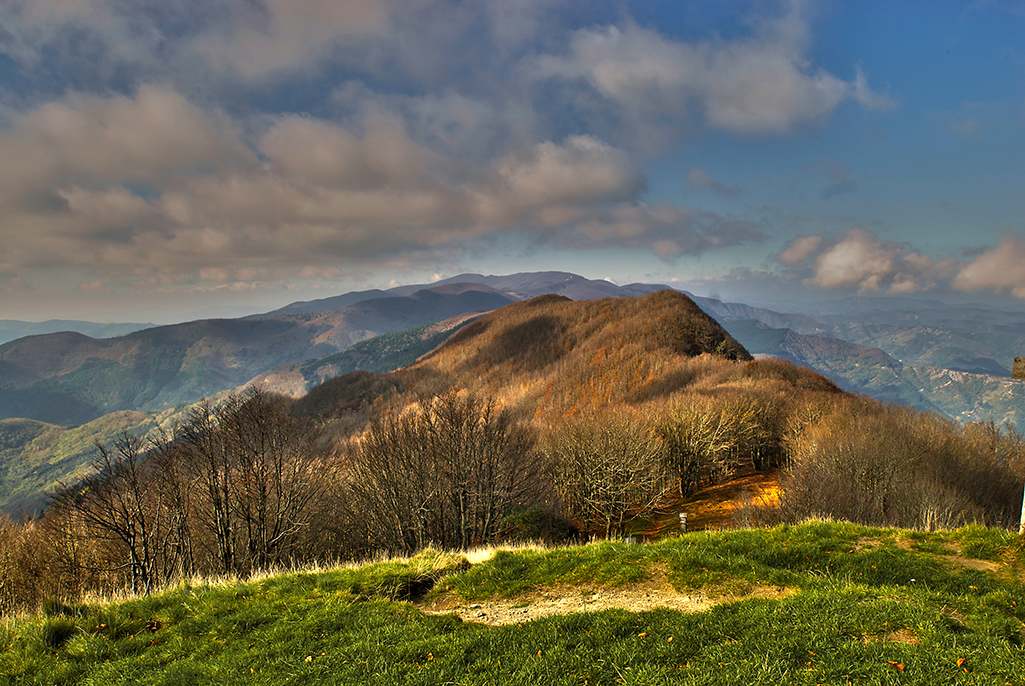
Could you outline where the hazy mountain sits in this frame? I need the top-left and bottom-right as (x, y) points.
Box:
(720, 319), (941, 414)
(0, 320), (154, 346)
(903, 366), (1025, 426)
(0, 411), (169, 517)
(401, 272), (665, 301)
(814, 323), (1016, 377)
(253, 289), (393, 318)
(261, 272), (666, 318)
(685, 294), (827, 333)
(247, 314), (481, 397)
(0, 284), (515, 426)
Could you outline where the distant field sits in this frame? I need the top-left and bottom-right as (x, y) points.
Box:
(4, 521), (1024, 684)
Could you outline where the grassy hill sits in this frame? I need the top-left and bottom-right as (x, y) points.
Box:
(3, 290), (1025, 683)
(3, 521), (1023, 684)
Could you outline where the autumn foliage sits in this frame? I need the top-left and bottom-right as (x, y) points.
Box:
(2, 290), (1024, 615)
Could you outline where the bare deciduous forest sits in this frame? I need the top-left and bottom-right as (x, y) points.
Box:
(2, 292), (1023, 615)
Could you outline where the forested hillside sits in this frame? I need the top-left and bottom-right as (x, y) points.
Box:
(1, 291), (1021, 618)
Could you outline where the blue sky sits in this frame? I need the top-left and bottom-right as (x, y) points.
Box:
(0, 0), (1022, 322)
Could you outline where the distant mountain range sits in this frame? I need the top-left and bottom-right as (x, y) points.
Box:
(4, 271), (1025, 429)
(0, 320), (153, 346)
(0, 283), (516, 426)
(692, 295), (1025, 426)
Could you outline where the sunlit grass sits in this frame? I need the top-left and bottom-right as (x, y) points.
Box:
(4, 521), (1025, 684)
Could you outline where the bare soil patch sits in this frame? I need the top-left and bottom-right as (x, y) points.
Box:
(422, 572), (795, 626)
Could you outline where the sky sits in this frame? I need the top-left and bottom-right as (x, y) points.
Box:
(0, 0), (1023, 323)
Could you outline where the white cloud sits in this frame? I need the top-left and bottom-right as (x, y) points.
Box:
(953, 235), (1025, 299)
(0, 86), (251, 203)
(260, 114), (443, 190)
(810, 228), (894, 290)
(532, 5), (891, 137)
(776, 228), (960, 294)
(567, 204), (766, 259)
(488, 135), (644, 216)
(77, 279), (110, 293)
(0, 87), (763, 281)
(851, 65), (896, 111)
(776, 235), (822, 264)
(189, 0), (391, 79)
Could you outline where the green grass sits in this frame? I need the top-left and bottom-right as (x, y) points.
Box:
(4, 522), (1025, 684)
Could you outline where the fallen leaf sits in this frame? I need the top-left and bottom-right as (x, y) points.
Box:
(886, 660), (905, 672)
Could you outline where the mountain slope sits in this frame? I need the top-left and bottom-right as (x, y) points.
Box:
(247, 314), (481, 397)
(300, 290), (787, 424)
(0, 314), (484, 515)
(0, 411), (170, 516)
(719, 319), (941, 413)
(0, 285), (515, 426)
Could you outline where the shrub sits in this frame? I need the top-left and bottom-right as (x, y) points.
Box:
(499, 507), (578, 543)
(780, 403), (1025, 530)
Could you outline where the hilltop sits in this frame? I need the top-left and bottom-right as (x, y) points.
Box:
(305, 290), (760, 422)
(0, 289), (756, 515)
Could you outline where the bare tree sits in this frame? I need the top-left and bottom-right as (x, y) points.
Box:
(545, 412), (670, 538)
(656, 395), (763, 497)
(56, 432), (160, 594)
(176, 388), (330, 575)
(221, 388), (327, 571)
(178, 400), (236, 575)
(346, 392), (541, 553)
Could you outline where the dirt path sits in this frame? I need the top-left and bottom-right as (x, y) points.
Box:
(638, 468), (780, 539)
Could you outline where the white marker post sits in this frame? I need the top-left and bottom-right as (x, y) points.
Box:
(1013, 358), (1025, 535)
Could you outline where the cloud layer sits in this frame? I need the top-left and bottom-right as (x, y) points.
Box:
(775, 228), (1025, 300)
(0, 0), (899, 301)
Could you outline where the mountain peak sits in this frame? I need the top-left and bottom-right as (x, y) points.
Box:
(400, 290), (751, 415)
